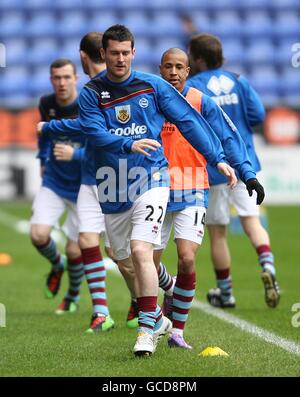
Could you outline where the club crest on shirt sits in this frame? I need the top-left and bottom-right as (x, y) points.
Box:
(115, 105), (131, 124)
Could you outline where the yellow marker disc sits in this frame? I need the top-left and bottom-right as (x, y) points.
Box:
(0, 253), (12, 266)
(199, 346), (229, 357)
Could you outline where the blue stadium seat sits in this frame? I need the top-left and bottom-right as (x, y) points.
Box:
(52, 0), (89, 10)
(24, 0), (54, 9)
(122, 11), (151, 36)
(236, 0), (270, 11)
(3, 94), (33, 108)
(222, 39), (245, 64)
(58, 38), (81, 62)
(242, 11), (273, 38)
(249, 66), (281, 107)
(223, 63), (247, 77)
(4, 39), (27, 66)
(192, 12), (214, 32)
(88, 11), (119, 32)
(0, 12), (26, 38)
(275, 39), (299, 66)
(0, 0), (25, 11)
(0, 66), (29, 95)
(132, 63), (154, 74)
(152, 38), (185, 64)
(27, 39), (58, 65)
(279, 67), (300, 96)
(57, 12), (87, 38)
(249, 65), (280, 94)
(134, 38), (154, 64)
(118, 0), (144, 8)
(273, 11), (300, 38)
(146, 0), (179, 10)
(149, 12), (182, 37)
(26, 12), (57, 37)
(30, 66), (53, 96)
(83, 0), (120, 10)
(212, 11), (243, 38)
(271, 0), (300, 11)
(244, 40), (275, 65)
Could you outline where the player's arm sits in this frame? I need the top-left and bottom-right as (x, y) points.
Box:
(37, 101), (51, 175)
(201, 94), (256, 182)
(53, 144), (84, 162)
(201, 95), (264, 204)
(157, 79), (225, 167)
(239, 75), (265, 126)
(39, 88), (160, 156)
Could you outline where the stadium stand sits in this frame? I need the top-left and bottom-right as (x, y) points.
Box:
(0, 0), (299, 114)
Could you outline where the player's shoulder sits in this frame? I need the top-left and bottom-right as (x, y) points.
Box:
(39, 93), (56, 108)
(134, 70), (167, 87)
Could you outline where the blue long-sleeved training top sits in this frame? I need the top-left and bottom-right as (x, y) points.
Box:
(37, 94), (85, 202)
(43, 70), (227, 214)
(187, 68), (265, 185)
(166, 85), (256, 212)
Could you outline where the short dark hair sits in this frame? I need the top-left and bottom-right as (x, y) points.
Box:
(102, 24), (134, 50)
(80, 32), (104, 64)
(189, 33), (224, 69)
(50, 58), (77, 74)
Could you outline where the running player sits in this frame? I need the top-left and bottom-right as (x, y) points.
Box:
(153, 48), (265, 349)
(43, 32), (136, 331)
(39, 25), (237, 357)
(30, 59), (85, 308)
(187, 33), (280, 308)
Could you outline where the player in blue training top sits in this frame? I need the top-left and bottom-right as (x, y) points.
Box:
(41, 33), (138, 331)
(187, 33), (280, 309)
(30, 59), (85, 306)
(39, 25), (238, 357)
(150, 47), (265, 350)
(49, 33), (117, 332)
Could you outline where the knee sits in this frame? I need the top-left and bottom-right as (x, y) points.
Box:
(178, 251), (195, 274)
(79, 233), (97, 249)
(131, 245), (146, 263)
(118, 260), (135, 278)
(30, 227), (49, 246)
(65, 241), (81, 259)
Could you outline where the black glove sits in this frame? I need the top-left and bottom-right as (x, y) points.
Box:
(245, 178), (265, 205)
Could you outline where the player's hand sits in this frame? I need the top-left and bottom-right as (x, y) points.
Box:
(246, 178), (265, 205)
(54, 144), (74, 161)
(131, 139), (161, 157)
(37, 122), (45, 135)
(216, 162), (237, 189)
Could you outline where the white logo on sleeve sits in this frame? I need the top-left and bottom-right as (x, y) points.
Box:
(139, 98), (149, 108)
(101, 91), (111, 99)
(207, 75), (238, 106)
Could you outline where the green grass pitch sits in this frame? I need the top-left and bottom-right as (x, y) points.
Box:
(0, 201), (300, 377)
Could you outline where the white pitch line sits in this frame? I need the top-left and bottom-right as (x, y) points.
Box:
(102, 259), (300, 357)
(2, 208), (300, 357)
(193, 299), (300, 357)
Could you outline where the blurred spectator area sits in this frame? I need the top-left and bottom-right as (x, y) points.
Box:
(0, 0), (300, 147)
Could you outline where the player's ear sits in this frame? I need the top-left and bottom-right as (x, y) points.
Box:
(100, 48), (105, 60)
(159, 64), (163, 76)
(186, 66), (191, 77)
(132, 47), (136, 59)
